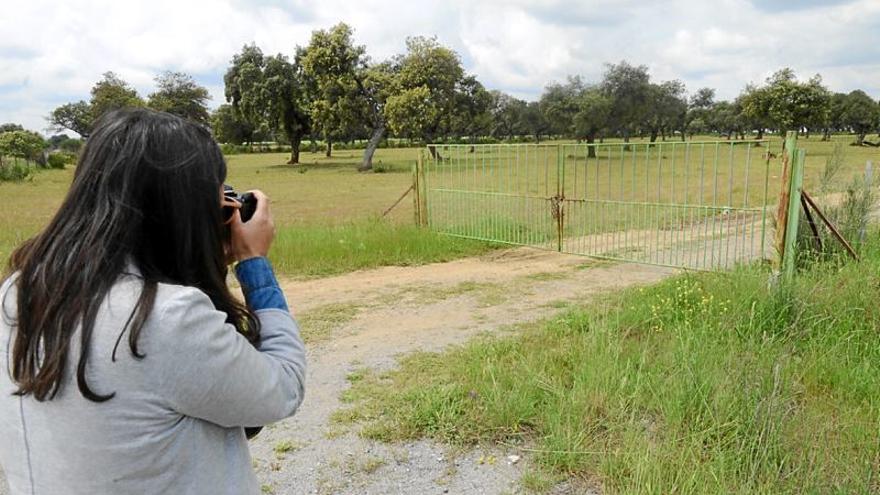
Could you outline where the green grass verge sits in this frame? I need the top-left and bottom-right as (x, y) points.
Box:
(335, 238), (880, 493)
(270, 219), (499, 278)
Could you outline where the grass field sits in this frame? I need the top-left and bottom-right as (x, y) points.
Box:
(1, 135), (876, 276)
(0, 146), (498, 276)
(333, 237), (880, 493)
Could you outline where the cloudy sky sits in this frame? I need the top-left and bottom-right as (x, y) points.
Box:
(2, 0), (878, 133)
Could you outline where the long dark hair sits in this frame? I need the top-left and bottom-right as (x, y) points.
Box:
(2, 108), (259, 402)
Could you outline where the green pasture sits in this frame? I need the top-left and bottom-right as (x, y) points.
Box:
(0, 146), (497, 277)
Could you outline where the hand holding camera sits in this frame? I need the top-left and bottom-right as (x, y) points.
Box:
(224, 186), (275, 262)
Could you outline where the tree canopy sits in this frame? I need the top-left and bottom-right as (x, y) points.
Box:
(148, 71), (211, 124)
(90, 72), (145, 122)
(224, 45), (311, 163)
(299, 23), (369, 158)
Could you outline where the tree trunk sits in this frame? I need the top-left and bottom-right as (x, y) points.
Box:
(856, 132), (866, 146)
(805, 128), (810, 139)
(427, 145), (443, 161)
(822, 128), (831, 141)
(288, 136), (301, 165)
(586, 135), (597, 158)
(649, 129), (658, 143)
(359, 124), (385, 172)
(326, 140), (332, 158)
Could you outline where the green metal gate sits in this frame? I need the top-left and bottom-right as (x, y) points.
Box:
(417, 141), (777, 271)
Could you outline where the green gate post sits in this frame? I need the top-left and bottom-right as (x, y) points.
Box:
(781, 147), (805, 280)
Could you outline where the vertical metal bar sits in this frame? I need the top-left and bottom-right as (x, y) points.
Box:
(642, 143), (648, 263)
(584, 145), (589, 255)
(620, 144), (627, 257)
(683, 143), (691, 268)
(669, 142), (677, 266)
(741, 142), (753, 265)
(513, 144), (523, 244)
(760, 143), (770, 264)
(453, 146), (458, 235)
(580, 146), (586, 254)
(653, 142), (660, 264)
(557, 144), (564, 252)
(707, 143), (719, 269)
(456, 146), (461, 235)
(464, 146), (469, 237)
(725, 142), (735, 267)
(524, 144), (529, 246)
(632, 144), (637, 261)
(474, 145), (484, 239)
(610, 145), (616, 258)
(472, 145), (477, 239)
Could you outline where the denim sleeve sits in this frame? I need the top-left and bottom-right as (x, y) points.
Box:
(234, 257), (289, 312)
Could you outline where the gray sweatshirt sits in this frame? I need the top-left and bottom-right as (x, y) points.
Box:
(0, 272), (307, 494)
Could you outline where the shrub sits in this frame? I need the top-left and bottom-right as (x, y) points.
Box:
(0, 161), (32, 182)
(46, 152), (72, 170)
(59, 138), (83, 153)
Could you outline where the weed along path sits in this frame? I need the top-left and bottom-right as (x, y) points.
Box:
(248, 247), (676, 494)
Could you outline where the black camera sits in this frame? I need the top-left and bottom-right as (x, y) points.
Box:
(222, 184), (257, 223)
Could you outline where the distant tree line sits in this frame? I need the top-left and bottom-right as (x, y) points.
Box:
(43, 22), (880, 172)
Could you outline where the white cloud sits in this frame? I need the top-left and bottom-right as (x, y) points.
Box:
(1, 0), (878, 133)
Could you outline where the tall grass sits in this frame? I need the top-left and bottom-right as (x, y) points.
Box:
(270, 219), (499, 278)
(336, 237), (880, 493)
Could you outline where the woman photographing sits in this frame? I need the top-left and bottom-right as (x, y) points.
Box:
(0, 108), (306, 494)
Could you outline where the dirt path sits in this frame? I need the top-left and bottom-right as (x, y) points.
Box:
(248, 247), (677, 494)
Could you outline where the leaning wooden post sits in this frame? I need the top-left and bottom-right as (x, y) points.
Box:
(774, 131), (799, 273)
(781, 148), (806, 280)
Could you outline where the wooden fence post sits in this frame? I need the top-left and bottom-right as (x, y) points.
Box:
(781, 147), (805, 280)
(774, 131), (799, 273)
